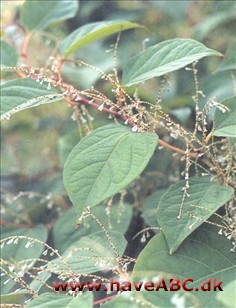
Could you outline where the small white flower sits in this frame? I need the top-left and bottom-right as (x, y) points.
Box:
(140, 234), (146, 243)
(25, 241), (33, 248)
(8, 265), (15, 272)
(171, 294), (185, 308)
(6, 238), (14, 245)
(98, 103), (104, 111)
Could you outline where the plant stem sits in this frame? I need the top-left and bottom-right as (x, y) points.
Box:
(21, 32), (32, 66)
(68, 95), (198, 158)
(205, 131), (213, 143)
(21, 67), (199, 159)
(93, 294), (117, 305)
(158, 139), (198, 158)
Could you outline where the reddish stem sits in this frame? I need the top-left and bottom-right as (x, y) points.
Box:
(65, 93), (198, 158)
(93, 294), (117, 306)
(21, 32), (32, 66)
(25, 69), (198, 158)
(158, 139), (198, 158)
(58, 59), (65, 80)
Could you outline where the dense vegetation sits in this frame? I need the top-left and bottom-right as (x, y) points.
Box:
(1, 1), (235, 307)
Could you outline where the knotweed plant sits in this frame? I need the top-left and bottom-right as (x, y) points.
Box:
(1, 1), (235, 307)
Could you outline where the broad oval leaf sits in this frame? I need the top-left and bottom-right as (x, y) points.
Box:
(63, 124), (158, 217)
(132, 226), (236, 307)
(156, 177), (233, 253)
(213, 98), (236, 137)
(61, 20), (142, 57)
(26, 292), (93, 308)
(1, 225), (48, 264)
(20, 0), (79, 31)
(0, 40), (18, 66)
(58, 129), (80, 166)
(199, 71), (235, 110)
(48, 231), (126, 274)
(102, 296), (142, 308)
(0, 292), (29, 305)
(142, 189), (167, 227)
(53, 203), (133, 253)
(29, 272), (51, 293)
(0, 78), (62, 121)
(1, 225), (48, 294)
(216, 280), (236, 307)
(122, 39), (223, 86)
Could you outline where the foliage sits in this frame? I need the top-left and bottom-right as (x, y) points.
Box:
(1, 1), (235, 307)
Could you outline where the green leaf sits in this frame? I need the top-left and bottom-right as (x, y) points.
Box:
(156, 177), (233, 253)
(1, 272), (51, 304)
(122, 39), (223, 86)
(48, 231), (126, 274)
(60, 20), (142, 57)
(0, 78), (62, 121)
(0, 292), (29, 304)
(20, 0), (79, 31)
(142, 189), (167, 227)
(214, 98), (236, 137)
(26, 292), (93, 308)
(0, 40), (18, 66)
(102, 296), (143, 308)
(216, 280), (236, 308)
(132, 226), (236, 307)
(63, 124), (158, 217)
(1, 225), (48, 294)
(1, 225), (48, 263)
(29, 272), (51, 293)
(199, 71), (235, 109)
(58, 129), (80, 167)
(53, 203), (133, 253)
